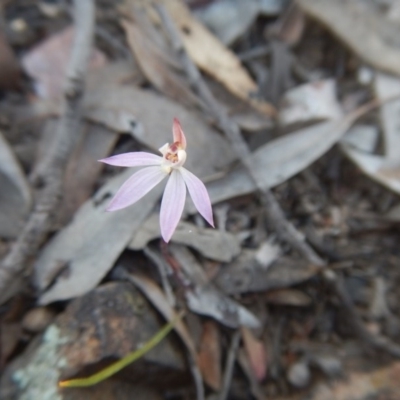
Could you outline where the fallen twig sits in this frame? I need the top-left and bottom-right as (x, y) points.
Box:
(0, 0), (95, 300)
(156, 4), (325, 267)
(144, 246), (176, 307)
(324, 270), (400, 358)
(218, 330), (241, 400)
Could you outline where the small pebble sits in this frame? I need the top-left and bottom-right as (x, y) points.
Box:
(22, 307), (55, 333)
(287, 361), (310, 388)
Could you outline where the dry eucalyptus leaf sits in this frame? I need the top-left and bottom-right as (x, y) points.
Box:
(22, 26), (107, 100)
(197, 321), (222, 391)
(198, 115), (356, 207)
(264, 288), (312, 306)
(129, 213), (241, 262)
(297, 0), (400, 76)
(340, 125), (378, 153)
(374, 72), (400, 158)
(121, 8), (200, 107)
(241, 326), (267, 382)
(341, 74), (400, 196)
(123, 272), (197, 358)
(215, 252), (320, 295)
(57, 123), (118, 226)
(0, 131), (32, 239)
(35, 171), (163, 305)
(84, 83), (236, 178)
(194, 0), (260, 45)
(279, 79), (343, 126)
(158, 0), (275, 116)
(170, 245), (260, 328)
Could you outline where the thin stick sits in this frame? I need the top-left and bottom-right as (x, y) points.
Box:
(144, 246), (176, 307)
(219, 330), (241, 400)
(156, 4), (325, 266)
(0, 0), (95, 298)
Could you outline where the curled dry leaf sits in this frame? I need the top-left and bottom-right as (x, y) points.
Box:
(0, 131), (32, 238)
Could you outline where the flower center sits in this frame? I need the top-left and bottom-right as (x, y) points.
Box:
(159, 141), (187, 173)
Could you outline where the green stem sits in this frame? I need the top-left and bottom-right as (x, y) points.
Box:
(59, 312), (183, 388)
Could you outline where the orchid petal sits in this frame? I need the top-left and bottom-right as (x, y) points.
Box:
(99, 152), (163, 167)
(106, 166), (167, 211)
(160, 170), (186, 242)
(173, 118), (187, 149)
(180, 168), (214, 227)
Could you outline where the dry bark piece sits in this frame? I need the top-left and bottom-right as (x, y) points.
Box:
(0, 283), (185, 399)
(129, 213), (241, 262)
(0, 130), (32, 239)
(297, 0), (400, 76)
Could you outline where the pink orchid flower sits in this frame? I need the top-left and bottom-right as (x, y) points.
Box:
(99, 119), (214, 242)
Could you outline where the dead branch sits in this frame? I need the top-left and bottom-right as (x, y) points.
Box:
(0, 0), (95, 300)
(156, 4), (325, 267)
